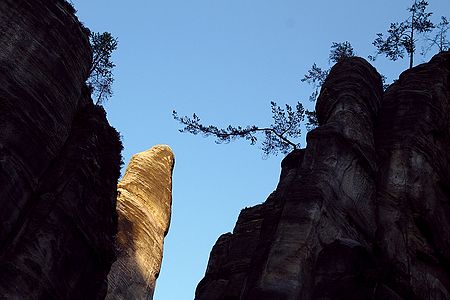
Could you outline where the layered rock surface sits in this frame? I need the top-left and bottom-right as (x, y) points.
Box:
(196, 52), (450, 299)
(374, 53), (450, 299)
(0, 0), (122, 298)
(107, 145), (174, 300)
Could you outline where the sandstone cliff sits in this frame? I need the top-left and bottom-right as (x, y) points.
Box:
(107, 145), (174, 300)
(196, 52), (450, 299)
(0, 0), (122, 298)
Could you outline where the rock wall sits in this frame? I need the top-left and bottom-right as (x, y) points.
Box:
(107, 145), (174, 300)
(196, 52), (450, 299)
(375, 53), (450, 299)
(0, 0), (122, 298)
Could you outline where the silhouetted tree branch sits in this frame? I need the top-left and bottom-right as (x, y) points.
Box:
(423, 16), (450, 54)
(173, 101), (305, 157)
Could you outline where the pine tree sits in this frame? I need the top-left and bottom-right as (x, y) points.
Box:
(372, 0), (434, 69)
(87, 32), (118, 105)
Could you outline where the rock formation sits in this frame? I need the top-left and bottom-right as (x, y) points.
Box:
(107, 145), (174, 300)
(0, 0), (122, 299)
(196, 52), (450, 299)
(374, 52), (450, 299)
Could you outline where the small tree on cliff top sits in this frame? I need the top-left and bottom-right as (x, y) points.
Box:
(371, 0), (434, 69)
(301, 41), (355, 130)
(87, 32), (118, 105)
(302, 41), (355, 103)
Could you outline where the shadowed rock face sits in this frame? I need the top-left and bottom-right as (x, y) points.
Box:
(196, 52), (450, 299)
(107, 145), (174, 300)
(375, 53), (450, 299)
(0, 0), (122, 299)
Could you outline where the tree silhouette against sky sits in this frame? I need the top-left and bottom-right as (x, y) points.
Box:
(87, 32), (118, 105)
(371, 0), (435, 69)
(423, 16), (450, 53)
(173, 101), (305, 157)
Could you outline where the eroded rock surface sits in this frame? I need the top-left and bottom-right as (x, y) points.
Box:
(0, 0), (122, 299)
(107, 145), (174, 300)
(374, 52), (450, 299)
(196, 52), (450, 299)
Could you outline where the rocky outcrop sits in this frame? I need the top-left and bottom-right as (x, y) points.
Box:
(196, 52), (450, 299)
(0, 0), (122, 299)
(107, 145), (174, 300)
(374, 53), (450, 299)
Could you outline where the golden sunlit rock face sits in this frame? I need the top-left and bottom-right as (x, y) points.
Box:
(107, 145), (174, 300)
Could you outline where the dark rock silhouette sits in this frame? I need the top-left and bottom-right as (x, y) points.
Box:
(196, 52), (450, 299)
(0, 0), (122, 299)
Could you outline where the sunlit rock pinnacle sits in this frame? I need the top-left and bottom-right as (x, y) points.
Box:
(107, 145), (174, 300)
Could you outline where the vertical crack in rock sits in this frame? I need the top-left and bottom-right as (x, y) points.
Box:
(107, 145), (175, 300)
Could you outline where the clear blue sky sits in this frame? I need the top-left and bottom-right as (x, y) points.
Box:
(71, 1), (449, 298)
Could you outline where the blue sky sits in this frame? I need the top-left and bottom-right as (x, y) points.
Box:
(71, 1), (449, 298)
